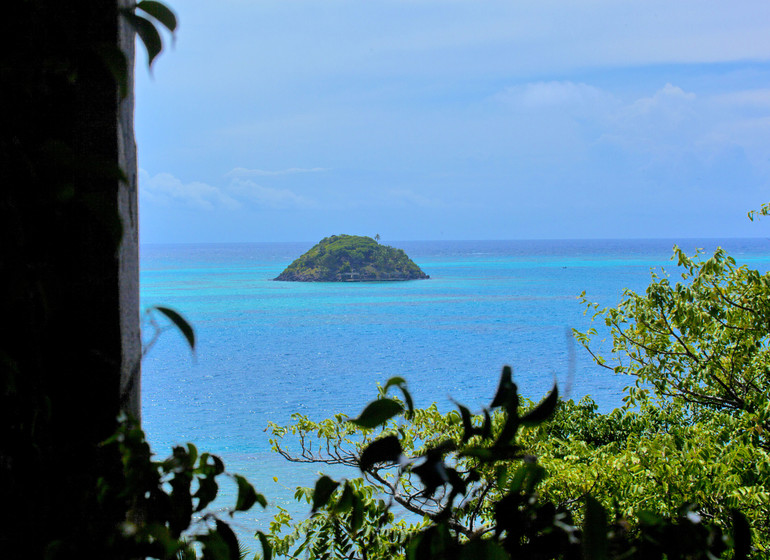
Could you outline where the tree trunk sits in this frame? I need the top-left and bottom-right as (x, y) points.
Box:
(0, 1), (139, 557)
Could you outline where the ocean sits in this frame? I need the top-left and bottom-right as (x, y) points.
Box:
(139, 237), (770, 544)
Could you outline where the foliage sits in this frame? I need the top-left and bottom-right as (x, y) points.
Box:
(561, 241), (770, 552)
(526, 398), (770, 548)
(262, 370), (754, 559)
(93, 415), (267, 560)
(143, 305), (198, 359)
(574, 245), (770, 450)
(121, 300), (265, 558)
(747, 203), (770, 222)
(274, 235), (429, 281)
(125, 1), (178, 68)
(266, 479), (421, 560)
(98, 2), (179, 100)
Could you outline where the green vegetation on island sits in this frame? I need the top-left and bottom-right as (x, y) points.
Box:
(275, 235), (429, 282)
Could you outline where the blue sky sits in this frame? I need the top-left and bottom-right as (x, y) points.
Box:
(136, 0), (770, 243)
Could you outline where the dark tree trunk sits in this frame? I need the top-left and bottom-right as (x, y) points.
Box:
(0, 2), (139, 558)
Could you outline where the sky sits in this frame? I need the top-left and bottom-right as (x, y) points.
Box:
(136, 0), (770, 243)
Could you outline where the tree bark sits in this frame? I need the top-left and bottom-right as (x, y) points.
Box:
(0, 1), (139, 557)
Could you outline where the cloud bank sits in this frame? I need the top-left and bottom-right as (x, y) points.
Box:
(140, 169), (316, 212)
(225, 167), (328, 178)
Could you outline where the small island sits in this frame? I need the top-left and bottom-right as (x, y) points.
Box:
(275, 235), (430, 282)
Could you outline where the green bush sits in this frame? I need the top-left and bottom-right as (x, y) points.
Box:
(94, 416), (268, 560)
(263, 368), (753, 559)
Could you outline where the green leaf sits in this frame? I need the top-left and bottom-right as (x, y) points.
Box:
(350, 398), (403, 429)
(457, 403), (475, 443)
(490, 365), (516, 408)
(137, 0), (178, 32)
(412, 456), (448, 496)
(233, 474), (265, 512)
(256, 531), (273, 560)
(522, 463), (545, 494)
(520, 383), (559, 426)
(506, 464), (527, 493)
(214, 519), (240, 560)
(481, 409), (492, 440)
(637, 510), (662, 526)
(384, 376), (414, 418)
(200, 527), (229, 560)
(193, 475), (218, 512)
(152, 306), (196, 351)
(212, 454), (225, 475)
(583, 495), (608, 560)
(359, 435), (402, 472)
(312, 475), (339, 512)
(334, 481), (354, 513)
(350, 494), (364, 533)
(186, 442), (198, 465)
(124, 12), (163, 67)
(493, 403), (521, 448)
(383, 376), (406, 391)
(506, 462), (544, 494)
(170, 444), (193, 470)
(407, 523), (453, 560)
(404, 391), (415, 419)
(168, 471), (193, 537)
(459, 447), (494, 461)
(458, 539), (509, 560)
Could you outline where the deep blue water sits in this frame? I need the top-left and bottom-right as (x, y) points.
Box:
(139, 238), (770, 542)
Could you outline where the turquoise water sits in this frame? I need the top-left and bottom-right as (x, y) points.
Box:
(139, 238), (770, 542)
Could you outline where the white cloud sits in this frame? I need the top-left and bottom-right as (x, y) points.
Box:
(224, 167), (328, 178)
(493, 81), (617, 115)
(226, 179), (315, 209)
(711, 89), (770, 109)
(600, 84), (700, 152)
(139, 170), (242, 211)
(625, 83), (696, 120)
(492, 81), (699, 128)
(493, 81), (701, 135)
(383, 189), (444, 209)
(486, 78), (770, 183)
(140, 170), (316, 212)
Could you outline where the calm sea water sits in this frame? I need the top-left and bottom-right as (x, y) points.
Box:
(139, 238), (770, 541)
